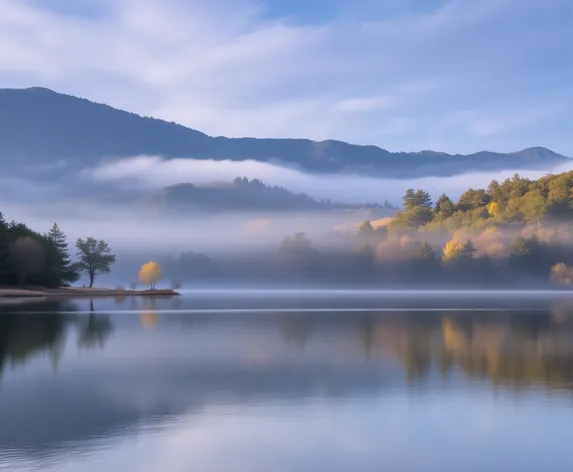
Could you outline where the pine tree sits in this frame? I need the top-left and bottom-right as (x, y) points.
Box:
(418, 241), (436, 260)
(0, 212), (10, 284)
(48, 223), (79, 285)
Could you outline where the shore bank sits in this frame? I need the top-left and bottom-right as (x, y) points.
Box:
(0, 287), (181, 298)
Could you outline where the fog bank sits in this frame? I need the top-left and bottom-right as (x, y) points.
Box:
(85, 155), (573, 205)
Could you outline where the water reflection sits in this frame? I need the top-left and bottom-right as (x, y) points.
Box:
(0, 300), (113, 378)
(139, 298), (160, 330)
(2, 294), (573, 471)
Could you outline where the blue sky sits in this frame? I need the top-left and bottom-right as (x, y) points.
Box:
(0, 0), (571, 156)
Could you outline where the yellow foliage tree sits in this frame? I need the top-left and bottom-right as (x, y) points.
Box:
(139, 261), (162, 289)
(550, 263), (573, 286)
(442, 239), (464, 262)
(487, 201), (500, 217)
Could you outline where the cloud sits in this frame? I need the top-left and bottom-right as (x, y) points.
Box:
(11, 149), (573, 256)
(0, 0), (570, 155)
(83, 154), (573, 206)
(333, 95), (398, 113)
(451, 105), (564, 137)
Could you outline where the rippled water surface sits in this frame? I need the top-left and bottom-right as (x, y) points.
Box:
(2, 290), (573, 472)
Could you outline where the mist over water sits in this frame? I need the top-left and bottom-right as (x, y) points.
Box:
(1, 0), (570, 469)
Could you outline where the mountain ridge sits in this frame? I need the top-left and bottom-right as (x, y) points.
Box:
(0, 87), (568, 178)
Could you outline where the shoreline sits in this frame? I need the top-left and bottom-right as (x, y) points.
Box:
(0, 287), (181, 298)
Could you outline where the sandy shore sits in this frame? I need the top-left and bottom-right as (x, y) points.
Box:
(0, 287), (181, 298)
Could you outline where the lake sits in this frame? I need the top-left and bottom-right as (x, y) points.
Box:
(2, 290), (573, 472)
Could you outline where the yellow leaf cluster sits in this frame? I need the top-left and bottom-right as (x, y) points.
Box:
(139, 261), (162, 289)
(442, 239), (464, 261)
(487, 201), (500, 217)
(550, 263), (573, 286)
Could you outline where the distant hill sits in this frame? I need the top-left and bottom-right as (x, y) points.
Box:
(0, 87), (568, 178)
(141, 177), (394, 214)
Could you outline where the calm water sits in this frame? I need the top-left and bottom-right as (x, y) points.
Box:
(2, 290), (573, 472)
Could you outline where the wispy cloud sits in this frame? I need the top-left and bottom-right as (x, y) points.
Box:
(0, 0), (570, 154)
(451, 105), (564, 137)
(83, 155), (573, 205)
(5, 152), (573, 254)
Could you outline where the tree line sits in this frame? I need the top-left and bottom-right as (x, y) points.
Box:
(157, 171), (573, 287)
(0, 213), (115, 288)
(335, 170), (573, 286)
(6, 170), (573, 288)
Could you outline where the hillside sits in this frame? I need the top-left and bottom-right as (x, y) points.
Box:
(0, 87), (568, 178)
(142, 178), (393, 213)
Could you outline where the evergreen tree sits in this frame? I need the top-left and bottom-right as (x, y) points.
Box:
(462, 240), (476, 259)
(509, 235), (544, 275)
(418, 241), (436, 260)
(457, 188), (490, 212)
(0, 212), (9, 284)
(47, 223), (79, 285)
(434, 194), (455, 219)
(357, 221), (375, 245)
(403, 188), (432, 210)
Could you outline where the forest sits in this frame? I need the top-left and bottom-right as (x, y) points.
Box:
(5, 170), (573, 288)
(0, 214), (114, 288)
(161, 170), (573, 287)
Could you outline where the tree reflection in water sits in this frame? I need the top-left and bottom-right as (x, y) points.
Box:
(0, 300), (114, 381)
(352, 305), (573, 391)
(139, 298), (160, 330)
(4, 297), (573, 393)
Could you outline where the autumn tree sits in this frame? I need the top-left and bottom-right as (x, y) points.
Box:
(486, 201), (500, 217)
(442, 240), (464, 262)
(75, 237), (116, 288)
(139, 261), (162, 289)
(550, 263), (573, 286)
(442, 239), (475, 264)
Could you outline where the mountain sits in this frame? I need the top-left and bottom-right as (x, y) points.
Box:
(0, 87), (568, 178)
(141, 178), (394, 214)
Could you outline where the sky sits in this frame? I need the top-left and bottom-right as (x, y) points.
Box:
(0, 0), (571, 155)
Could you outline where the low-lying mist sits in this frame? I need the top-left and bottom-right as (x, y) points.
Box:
(85, 155), (573, 205)
(4, 153), (573, 290)
(0, 201), (371, 253)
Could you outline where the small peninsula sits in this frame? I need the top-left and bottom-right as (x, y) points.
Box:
(0, 287), (180, 298)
